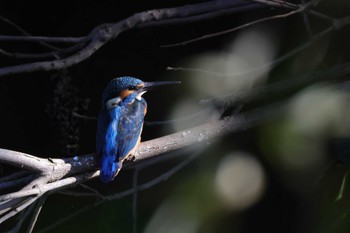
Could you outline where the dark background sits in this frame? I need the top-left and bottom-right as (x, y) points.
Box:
(1, 0), (350, 232)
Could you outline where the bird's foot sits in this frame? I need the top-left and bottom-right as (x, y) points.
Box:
(127, 155), (136, 161)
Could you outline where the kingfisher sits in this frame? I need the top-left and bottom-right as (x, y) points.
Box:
(96, 76), (180, 183)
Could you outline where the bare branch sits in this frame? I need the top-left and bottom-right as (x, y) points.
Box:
(79, 184), (104, 198)
(0, 43), (85, 60)
(0, 1), (259, 77)
(249, 0), (334, 22)
(0, 35), (88, 43)
(0, 14), (30, 36)
(0, 149), (51, 173)
(0, 49), (61, 60)
(249, 0), (303, 10)
(141, 3), (262, 28)
(0, 36), (106, 76)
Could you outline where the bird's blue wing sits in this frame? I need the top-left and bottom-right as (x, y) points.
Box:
(117, 98), (146, 160)
(97, 106), (121, 183)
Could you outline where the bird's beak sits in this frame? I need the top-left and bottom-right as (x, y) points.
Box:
(141, 80), (181, 91)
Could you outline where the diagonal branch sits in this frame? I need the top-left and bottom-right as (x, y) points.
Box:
(0, 149), (51, 173)
(0, 101), (284, 223)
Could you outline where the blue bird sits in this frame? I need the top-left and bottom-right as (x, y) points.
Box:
(97, 76), (180, 183)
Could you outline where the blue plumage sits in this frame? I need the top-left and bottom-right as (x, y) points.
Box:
(117, 93), (147, 159)
(97, 106), (121, 182)
(96, 76), (179, 183)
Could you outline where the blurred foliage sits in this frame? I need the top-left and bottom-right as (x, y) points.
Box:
(46, 71), (90, 156)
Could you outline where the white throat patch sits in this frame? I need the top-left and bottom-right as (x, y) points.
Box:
(136, 91), (147, 100)
(106, 97), (122, 110)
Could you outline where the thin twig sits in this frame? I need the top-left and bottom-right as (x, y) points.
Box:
(26, 195), (47, 233)
(249, 0), (301, 10)
(162, 9), (300, 47)
(301, 0), (314, 38)
(0, 15), (29, 36)
(0, 35), (88, 43)
(0, 42), (86, 60)
(249, 0), (334, 22)
(0, 196), (39, 224)
(79, 184), (105, 199)
(0, 49), (61, 60)
(72, 112), (98, 121)
(58, 190), (103, 198)
(0, 14), (61, 51)
(141, 3), (262, 28)
(167, 26), (334, 80)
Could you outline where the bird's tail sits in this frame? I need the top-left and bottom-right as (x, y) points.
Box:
(100, 158), (122, 183)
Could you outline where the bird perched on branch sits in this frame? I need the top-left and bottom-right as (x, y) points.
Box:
(97, 76), (180, 183)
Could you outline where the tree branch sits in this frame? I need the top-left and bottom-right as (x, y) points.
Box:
(0, 149), (51, 173)
(0, 35), (88, 43)
(0, 102), (284, 223)
(0, 1), (260, 77)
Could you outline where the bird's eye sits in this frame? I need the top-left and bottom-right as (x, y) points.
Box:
(128, 85), (137, 91)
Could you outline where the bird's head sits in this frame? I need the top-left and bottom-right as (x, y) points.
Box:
(102, 76), (180, 109)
